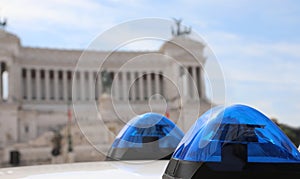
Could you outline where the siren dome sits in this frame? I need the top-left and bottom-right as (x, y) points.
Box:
(106, 112), (184, 160)
(163, 104), (300, 178)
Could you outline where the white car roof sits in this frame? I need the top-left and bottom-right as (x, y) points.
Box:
(0, 160), (169, 179)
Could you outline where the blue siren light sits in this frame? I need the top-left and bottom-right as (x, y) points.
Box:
(173, 104), (300, 162)
(163, 104), (300, 178)
(106, 112), (184, 160)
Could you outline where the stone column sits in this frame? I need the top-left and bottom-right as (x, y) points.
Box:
(138, 71), (144, 101)
(114, 71), (120, 100)
(45, 70), (50, 101)
(147, 72), (151, 100)
(130, 71), (135, 101)
(182, 69), (188, 99)
(63, 70), (68, 102)
(0, 62), (2, 101)
(159, 72), (164, 97)
(122, 71), (127, 101)
(192, 66), (198, 99)
(188, 67), (193, 100)
(199, 67), (205, 99)
(54, 70), (59, 101)
(155, 72), (160, 99)
(36, 69), (41, 101)
(97, 72), (102, 99)
(88, 71), (94, 101)
(80, 71), (85, 101)
(72, 72), (77, 101)
(26, 68), (32, 101)
(45, 69), (50, 101)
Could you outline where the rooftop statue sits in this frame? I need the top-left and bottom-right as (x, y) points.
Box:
(171, 18), (191, 36)
(0, 17), (7, 29)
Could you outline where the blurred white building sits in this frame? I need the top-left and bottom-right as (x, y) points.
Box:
(0, 29), (213, 166)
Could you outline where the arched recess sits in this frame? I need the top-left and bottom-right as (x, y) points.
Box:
(1, 62), (8, 101)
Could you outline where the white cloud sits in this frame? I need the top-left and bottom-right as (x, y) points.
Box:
(2, 0), (117, 31)
(203, 30), (300, 85)
(85, 18), (174, 51)
(200, 30), (300, 126)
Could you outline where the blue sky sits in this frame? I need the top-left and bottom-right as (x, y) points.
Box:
(2, 0), (300, 127)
